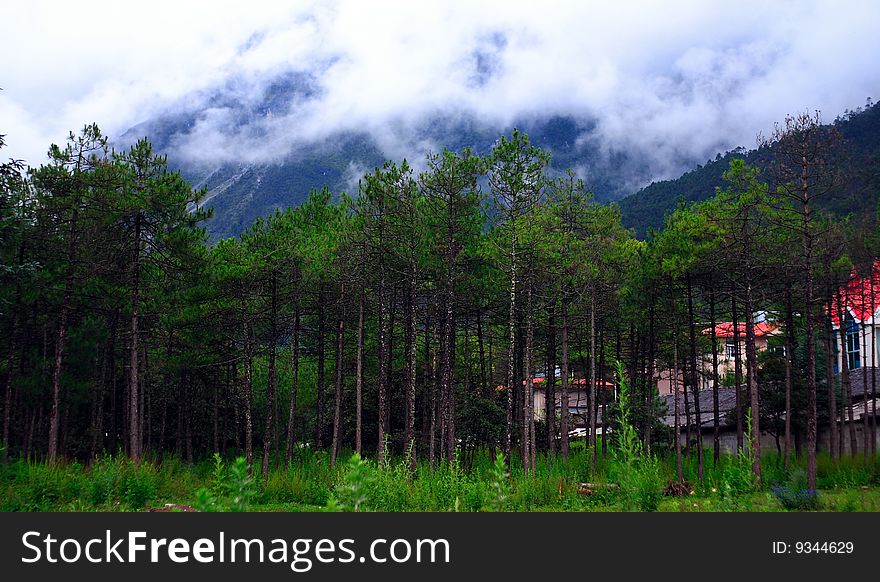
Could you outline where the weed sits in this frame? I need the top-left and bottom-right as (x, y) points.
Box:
(194, 454), (257, 512)
(483, 451), (509, 511)
(771, 469), (820, 511)
(609, 361), (664, 511)
(720, 410), (756, 499)
(327, 453), (375, 512)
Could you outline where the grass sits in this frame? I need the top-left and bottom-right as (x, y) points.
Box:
(1, 447), (879, 512)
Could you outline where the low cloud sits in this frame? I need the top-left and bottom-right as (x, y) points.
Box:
(2, 0), (878, 189)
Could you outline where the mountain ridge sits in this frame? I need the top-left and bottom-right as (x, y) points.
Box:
(618, 100), (880, 237)
(117, 78), (879, 240)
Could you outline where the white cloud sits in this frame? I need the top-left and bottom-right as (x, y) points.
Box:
(1, 0), (878, 186)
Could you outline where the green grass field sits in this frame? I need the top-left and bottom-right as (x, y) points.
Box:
(2, 445), (879, 512)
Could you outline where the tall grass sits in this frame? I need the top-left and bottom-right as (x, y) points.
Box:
(607, 361), (664, 511)
(1, 442), (878, 512)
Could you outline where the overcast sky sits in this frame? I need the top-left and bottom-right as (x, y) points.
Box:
(2, 0), (879, 177)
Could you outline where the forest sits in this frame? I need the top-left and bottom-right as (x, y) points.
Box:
(1, 110), (879, 512)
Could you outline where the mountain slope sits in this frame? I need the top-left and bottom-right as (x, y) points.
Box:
(618, 101), (880, 237)
(118, 74), (704, 239)
(120, 73), (879, 241)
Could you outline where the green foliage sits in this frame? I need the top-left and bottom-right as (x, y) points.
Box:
(721, 412), (757, 498)
(608, 361), (664, 512)
(2, 448), (880, 512)
(3, 110), (880, 520)
(194, 455), (257, 512)
(483, 451), (509, 511)
(326, 453), (376, 512)
(620, 102), (880, 236)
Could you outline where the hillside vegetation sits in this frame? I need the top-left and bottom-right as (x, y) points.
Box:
(620, 101), (880, 237)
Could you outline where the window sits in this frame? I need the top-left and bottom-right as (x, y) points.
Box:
(767, 337), (786, 356)
(846, 316), (861, 370)
(725, 341), (738, 359)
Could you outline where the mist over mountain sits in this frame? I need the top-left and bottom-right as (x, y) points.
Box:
(118, 73), (723, 239)
(120, 79), (879, 242)
(619, 99), (880, 237)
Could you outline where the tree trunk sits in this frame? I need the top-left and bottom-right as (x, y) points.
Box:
(802, 172), (818, 490)
(3, 238), (27, 463)
(429, 317), (438, 468)
(331, 283), (346, 467)
(546, 306), (557, 457)
(243, 320), (254, 468)
(377, 267), (389, 464)
(784, 285), (796, 467)
(709, 280), (720, 465)
(441, 261), (456, 461)
(732, 293), (744, 452)
(285, 305), (300, 465)
(262, 272), (279, 480)
(686, 273), (703, 480)
(560, 302), (570, 459)
(823, 293), (839, 465)
(673, 323), (683, 483)
(589, 290), (598, 470)
(744, 281), (761, 480)
(316, 283), (326, 449)
(646, 293), (656, 449)
(355, 291), (364, 456)
(870, 275), (877, 455)
(405, 279), (417, 469)
(603, 328), (612, 457)
(504, 223), (517, 469)
(477, 309), (488, 399)
(860, 283), (870, 460)
(836, 287), (857, 457)
(128, 212), (142, 463)
(47, 207), (79, 465)
(522, 276), (535, 473)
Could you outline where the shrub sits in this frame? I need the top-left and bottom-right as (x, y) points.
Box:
(482, 451), (509, 511)
(195, 454), (257, 512)
(772, 469), (820, 511)
(326, 453), (375, 512)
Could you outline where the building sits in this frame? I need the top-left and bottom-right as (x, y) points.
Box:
(531, 376), (616, 426)
(653, 320), (782, 396)
(830, 261), (880, 373)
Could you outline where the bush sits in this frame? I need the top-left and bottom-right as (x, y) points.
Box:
(772, 469), (820, 511)
(326, 453), (376, 512)
(194, 454), (257, 512)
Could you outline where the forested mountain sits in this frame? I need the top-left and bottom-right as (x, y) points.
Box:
(124, 81), (880, 242)
(4, 109), (879, 493)
(619, 100), (880, 237)
(119, 76), (686, 239)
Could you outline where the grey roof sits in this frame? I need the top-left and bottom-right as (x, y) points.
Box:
(659, 386), (738, 429)
(657, 369), (880, 429)
(847, 367), (880, 398)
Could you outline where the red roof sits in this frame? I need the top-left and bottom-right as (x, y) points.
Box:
(702, 322), (778, 338)
(830, 259), (880, 327)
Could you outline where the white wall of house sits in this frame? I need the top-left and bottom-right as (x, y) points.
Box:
(834, 310), (879, 372)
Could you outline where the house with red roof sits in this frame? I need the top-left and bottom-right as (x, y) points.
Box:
(653, 319), (782, 396)
(830, 260), (880, 373)
(699, 320), (782, 389)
